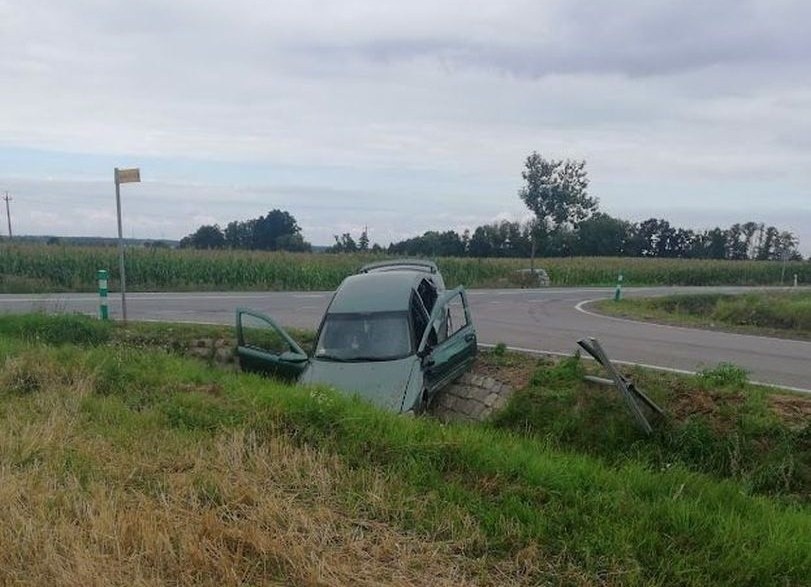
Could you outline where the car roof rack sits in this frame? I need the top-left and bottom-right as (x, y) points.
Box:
(359, 259), (438, 274)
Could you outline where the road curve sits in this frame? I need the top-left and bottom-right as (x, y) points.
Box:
(1, 287), (808, 392)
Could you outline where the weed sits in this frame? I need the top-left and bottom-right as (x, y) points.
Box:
(697, 363), (749, 388)
(0, 312), (111, 345)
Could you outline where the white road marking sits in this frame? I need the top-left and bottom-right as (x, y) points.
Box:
(477, 343), (811, 395)
(573, 298), (811, 346)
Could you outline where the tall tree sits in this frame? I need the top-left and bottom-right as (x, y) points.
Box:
(518, 152), (597, 268)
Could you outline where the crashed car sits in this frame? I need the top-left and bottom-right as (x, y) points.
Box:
(235, 260), (477, 413)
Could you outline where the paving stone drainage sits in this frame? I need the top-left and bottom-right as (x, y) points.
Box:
(430, 372), (513, 423)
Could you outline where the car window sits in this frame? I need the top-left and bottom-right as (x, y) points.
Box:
(316, 311), (412, 361)
(410, 293), (429, 348)
(443, 291), (469, 339)
(240, 313), (294, 354)
(417, 278), (438, 313)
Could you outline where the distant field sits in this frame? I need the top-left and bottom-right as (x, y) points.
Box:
(0, 313), (809, 585)
(595, 290), (811, 340)
(1, 243), (809, 293)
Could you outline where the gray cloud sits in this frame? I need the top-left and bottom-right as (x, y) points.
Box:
(0, 0), (809, 253)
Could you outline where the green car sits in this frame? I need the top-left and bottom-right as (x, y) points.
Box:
(236, 260), (478, 413)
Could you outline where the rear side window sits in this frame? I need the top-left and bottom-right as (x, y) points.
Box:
(417, 278), (438, 313)
(410, 293), (429, 347)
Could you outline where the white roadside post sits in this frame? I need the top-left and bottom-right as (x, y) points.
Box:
(98, 269), (109, 320)
(613, 272), (623, 302)
(114, 167), (140, 323)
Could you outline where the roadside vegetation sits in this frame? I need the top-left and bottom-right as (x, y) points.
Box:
(0, 313), (809, 585)
(594, 290), (811, 340)
(2, 243), (810, 293)
(483, 352), (810, 502)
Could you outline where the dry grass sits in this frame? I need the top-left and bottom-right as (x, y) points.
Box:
(0, 356), (582, 586)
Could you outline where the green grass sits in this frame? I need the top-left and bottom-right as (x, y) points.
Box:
(491, 354), (811, 503)
(1, 313), (810, 584)
(2, 243), (810, 292)
(594, 290), (811, 339)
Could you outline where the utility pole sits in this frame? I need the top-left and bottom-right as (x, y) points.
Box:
(2, 192), (11, 239)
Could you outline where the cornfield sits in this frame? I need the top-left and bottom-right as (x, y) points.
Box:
(1, 244), (808, 293)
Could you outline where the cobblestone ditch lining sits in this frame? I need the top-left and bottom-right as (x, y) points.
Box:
(430, 372), (513, 423)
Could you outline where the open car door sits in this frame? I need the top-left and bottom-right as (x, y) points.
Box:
(236, 308), (309, 381)
(418, 287), (477, 396)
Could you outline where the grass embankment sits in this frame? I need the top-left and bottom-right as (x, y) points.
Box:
(594, 290), (811, 340)
(0, 314), (810, 585)
(485, 351), (810, 502)
(2, 243), (809, 292)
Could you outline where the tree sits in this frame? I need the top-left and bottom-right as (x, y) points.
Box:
(179, 224), (225, 249)
(252, 210), (302, 251)
(574, 213), (631, 256)
(358, 229), (370, 252)
(518, 152), (597, 268)
(195, 210), (311, 252)
(224, 219), (253, 249)
(330, 233), (357, 253)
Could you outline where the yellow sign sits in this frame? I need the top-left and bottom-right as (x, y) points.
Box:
(116, 168), (141, 183)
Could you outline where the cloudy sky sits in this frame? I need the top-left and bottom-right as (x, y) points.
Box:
(1, 0), (809, 251)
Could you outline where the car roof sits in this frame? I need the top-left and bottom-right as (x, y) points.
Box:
(327, 270), (429, 313)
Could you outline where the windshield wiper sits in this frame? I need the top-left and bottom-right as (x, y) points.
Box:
(314, 353), (349, 362)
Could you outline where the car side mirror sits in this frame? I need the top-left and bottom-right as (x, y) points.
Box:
(279, 350), (308, 363)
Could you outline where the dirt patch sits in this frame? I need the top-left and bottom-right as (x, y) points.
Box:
(472, 354), (545, 390)
(668, 385), (744, 428)
(768, 395), (811, 429)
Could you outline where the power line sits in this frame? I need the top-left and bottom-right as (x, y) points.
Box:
(3, 192), (11, 239)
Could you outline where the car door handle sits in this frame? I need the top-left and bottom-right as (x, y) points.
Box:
(464, 333), (476, 342)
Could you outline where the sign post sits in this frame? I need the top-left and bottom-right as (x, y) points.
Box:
(114, 167), (140, 323)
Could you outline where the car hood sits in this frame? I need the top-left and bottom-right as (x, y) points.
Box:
(300, 356), (420, 412)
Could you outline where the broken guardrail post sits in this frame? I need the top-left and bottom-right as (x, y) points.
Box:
(577, 337), (664, 434)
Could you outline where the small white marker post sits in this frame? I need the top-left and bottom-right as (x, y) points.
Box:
(98, 269), (109, 320)
(795, 274), (799, 288)
(613, 272), (623, 302)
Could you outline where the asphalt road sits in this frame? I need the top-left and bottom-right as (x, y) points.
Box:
(1, 287), (809, 392)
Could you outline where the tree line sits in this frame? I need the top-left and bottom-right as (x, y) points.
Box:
(179, 153), (802, 260)
(386, 152), (801, 260)
(385, 216), (801, 260)
(179, 209), (311, 252)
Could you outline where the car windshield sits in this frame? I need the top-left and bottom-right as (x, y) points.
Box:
(315, 311), (412, 361)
